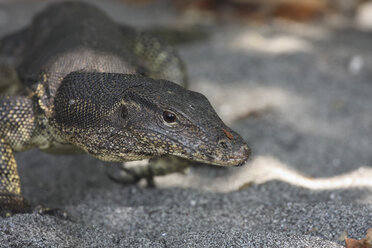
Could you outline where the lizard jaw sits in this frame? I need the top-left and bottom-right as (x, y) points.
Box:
(176, 143), (251, 167)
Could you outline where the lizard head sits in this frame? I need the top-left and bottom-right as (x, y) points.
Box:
(53, 72), (250, 166)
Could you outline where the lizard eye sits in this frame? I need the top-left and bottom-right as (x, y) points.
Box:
(163, 111), (177, 123)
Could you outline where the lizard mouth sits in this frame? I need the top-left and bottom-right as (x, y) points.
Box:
(181, 143), (251, 167)
(210, 145), (251, 167)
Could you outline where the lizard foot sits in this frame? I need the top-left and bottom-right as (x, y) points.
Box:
(0, 193), (69, 219)
(108, 160), (152, 186)
(0, 193), (31, 217)
(34, 205), (70, 220)
(108, 156), (191, 187)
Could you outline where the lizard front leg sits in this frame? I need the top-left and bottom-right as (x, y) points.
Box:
(0, 138), (31, 216)
(0, 96), (35, 217)
(120, 25), (188, 88)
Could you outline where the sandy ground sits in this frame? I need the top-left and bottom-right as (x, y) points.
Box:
(0, 0), (372, 247)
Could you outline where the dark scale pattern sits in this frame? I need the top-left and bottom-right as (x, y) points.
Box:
(53, 72), (146, 129)
(17, 2), (139, 84)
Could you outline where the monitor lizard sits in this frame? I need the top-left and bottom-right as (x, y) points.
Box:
(0, 2), (250, 216)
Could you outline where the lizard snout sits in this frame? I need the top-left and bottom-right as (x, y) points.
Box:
(216, 134), (251, 166)
(236, 144), (251, 164)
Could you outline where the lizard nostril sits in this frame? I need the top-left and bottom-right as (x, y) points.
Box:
(241, 145), (251, 158)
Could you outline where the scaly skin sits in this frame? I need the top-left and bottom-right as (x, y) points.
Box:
(0, 2), (250, 216)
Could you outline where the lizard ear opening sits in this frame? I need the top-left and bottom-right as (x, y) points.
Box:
(121, 105), (128, 119)
(107, 104), (129, 128)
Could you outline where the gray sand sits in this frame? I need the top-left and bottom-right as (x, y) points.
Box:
(0, 1), (372, 247)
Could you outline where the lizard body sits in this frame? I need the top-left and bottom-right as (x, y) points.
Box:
(0, 2), (250, 216)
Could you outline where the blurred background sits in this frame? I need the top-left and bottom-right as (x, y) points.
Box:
(116, 0), (372, 28)
(0, 0), (372, 247)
